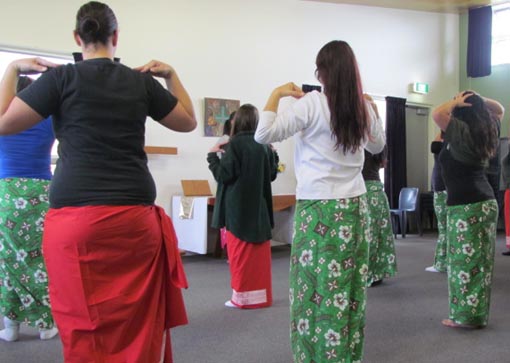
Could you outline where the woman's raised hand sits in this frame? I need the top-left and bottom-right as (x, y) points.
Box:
(10, 58), (58, 75)
(134, 60), (175, 79)
(453, 91), (474, 108)
(274, 82), (305, 99)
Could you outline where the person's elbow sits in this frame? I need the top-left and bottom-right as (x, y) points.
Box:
(254, 129), (270, 144)
(181, 116), (197, 132)
(431, 110), (448, 131)
(369, 139), (385, 154)
(159, 113), (197, 133)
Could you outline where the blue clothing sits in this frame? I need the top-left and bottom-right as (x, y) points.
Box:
(0, 117), (54, 180)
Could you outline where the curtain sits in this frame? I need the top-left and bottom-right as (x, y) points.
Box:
(467, 6), (493, 78)
(384, 97), (407, 209)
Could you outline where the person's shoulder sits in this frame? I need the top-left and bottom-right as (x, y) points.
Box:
(231, 132), (258, 146)
(39, 62), (69, 79)
(300, 90), (323, 103)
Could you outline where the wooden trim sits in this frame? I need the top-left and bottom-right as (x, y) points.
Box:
(144, 146), (178, 155)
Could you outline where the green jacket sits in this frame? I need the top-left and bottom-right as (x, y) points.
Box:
(207, 131), (278, 243)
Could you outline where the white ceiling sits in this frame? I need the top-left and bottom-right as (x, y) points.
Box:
(304, 0), (509, 13)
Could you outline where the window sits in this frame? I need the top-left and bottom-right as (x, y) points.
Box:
(492, 3), (510, 66)
(0, 48), (71, 171)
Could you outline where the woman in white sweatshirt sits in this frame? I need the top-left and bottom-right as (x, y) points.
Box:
(255, 40), (385, 363)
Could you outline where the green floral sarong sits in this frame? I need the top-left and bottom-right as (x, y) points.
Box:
(0, 178), (54, 329)
(290, 196), (369, 363)
(364, 181), (397, 285)
(446, 199), (497, 326)
(432, 191), (448, 272)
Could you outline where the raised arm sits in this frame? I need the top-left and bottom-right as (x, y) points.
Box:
(363, 95), (385, 154)
(255, 83), (305, 144)
(0, 58), (57, 135)
(483, 96), (505, 121)
(135, 60), (196, 132)
(431, 91), (473, 131)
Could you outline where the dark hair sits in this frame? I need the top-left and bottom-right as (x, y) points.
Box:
(223, 111), (235, 136)
(231, 104), (258, 135)
(316, 40), (369, 154)
(16, 76), (33, 93)
(452, 92), (499, 160)
(75, 1), (117, 45)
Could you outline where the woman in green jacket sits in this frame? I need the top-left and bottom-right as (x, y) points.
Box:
(208, 104), (278, 309)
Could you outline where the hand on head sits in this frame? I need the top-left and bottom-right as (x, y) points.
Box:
(11, 57), (58, 75)
(134, 60), (175, 79)
(453, 91), (475, 108)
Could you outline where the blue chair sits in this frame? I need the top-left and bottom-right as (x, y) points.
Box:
(390, 187), (422, 238)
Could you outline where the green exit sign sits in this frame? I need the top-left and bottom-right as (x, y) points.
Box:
(413, 82), (429, 94)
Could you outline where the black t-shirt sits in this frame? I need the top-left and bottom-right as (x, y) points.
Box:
(18, 58), (178, 208)
(362, 150), (381, 182)
(439, 118), (494, 206)
(431, 141), (446, 192)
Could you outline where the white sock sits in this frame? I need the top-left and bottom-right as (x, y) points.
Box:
(0, 317), (20, 342)
(39, 326), (58, 340)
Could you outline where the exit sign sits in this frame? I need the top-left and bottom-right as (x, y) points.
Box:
(413, 82), (429, 94)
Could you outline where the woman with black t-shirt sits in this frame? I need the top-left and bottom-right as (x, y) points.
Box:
(432, 91), (504, 329)
(0, 2), (196, 362)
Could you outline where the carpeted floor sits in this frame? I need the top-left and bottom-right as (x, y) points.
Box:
(1, 232), (509, 362)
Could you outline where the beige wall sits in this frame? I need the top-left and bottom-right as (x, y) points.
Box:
(0, 0), (459, 211)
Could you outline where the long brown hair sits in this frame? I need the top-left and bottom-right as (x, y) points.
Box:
(316, 40), (369, 153)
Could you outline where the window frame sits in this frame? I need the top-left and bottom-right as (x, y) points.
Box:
(491, 3), (510, 66)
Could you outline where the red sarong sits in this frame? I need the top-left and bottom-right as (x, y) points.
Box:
(505, 190), (510, 248)
(225, 231), (272, 309)
(42, 205), (188, 363)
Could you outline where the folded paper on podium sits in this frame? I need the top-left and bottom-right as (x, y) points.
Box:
(172, 180), (214, 254)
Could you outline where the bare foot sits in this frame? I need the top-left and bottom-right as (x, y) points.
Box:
(441, 319), (485, 329)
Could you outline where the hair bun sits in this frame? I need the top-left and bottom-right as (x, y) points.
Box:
(81, 16), (100, 34)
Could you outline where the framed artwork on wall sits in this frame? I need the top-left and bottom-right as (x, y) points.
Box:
(204, 97), (240, 137)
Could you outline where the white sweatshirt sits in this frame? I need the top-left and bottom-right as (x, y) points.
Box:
(255, 91), (385, 200)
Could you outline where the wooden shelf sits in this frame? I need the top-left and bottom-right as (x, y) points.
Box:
(144, 146), (178, 155)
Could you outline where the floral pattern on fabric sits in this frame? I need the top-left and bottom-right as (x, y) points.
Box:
(290, 196), (369, 363)
(364, 181), (397, 286)
(0, 178), (54, 329)
(446, 199), (497, 326)
(433, 191), (448, 272)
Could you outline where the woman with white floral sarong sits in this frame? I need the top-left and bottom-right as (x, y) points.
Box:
(432, 91), (504, 329)
(0, 76), (57, 341)
(255, 40), (385, 363)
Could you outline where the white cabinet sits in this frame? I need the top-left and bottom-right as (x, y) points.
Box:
(171, 196), (211, 254)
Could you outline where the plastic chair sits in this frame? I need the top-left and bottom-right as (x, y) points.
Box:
(390, 187), (422, 238)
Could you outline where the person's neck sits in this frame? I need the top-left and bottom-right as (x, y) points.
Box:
(81, 45), (115, 61)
